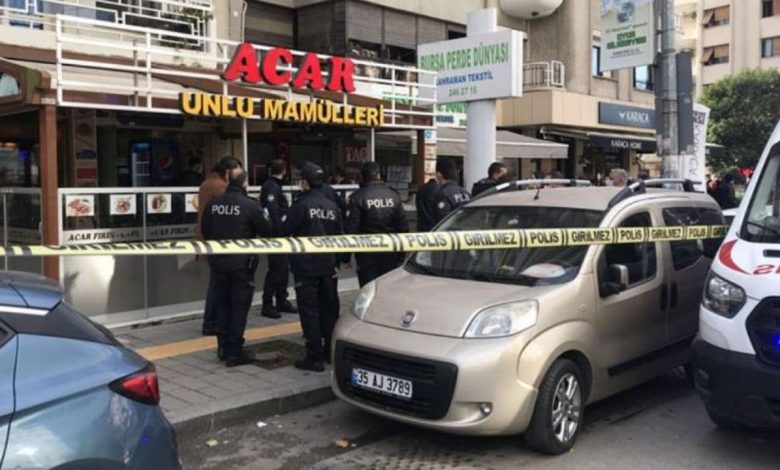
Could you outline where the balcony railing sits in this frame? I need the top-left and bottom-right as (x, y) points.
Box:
(523, 61), (565, 90)
(0, 0), (213, 50)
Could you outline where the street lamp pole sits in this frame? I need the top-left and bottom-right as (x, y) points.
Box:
(656, 0), (679, 178)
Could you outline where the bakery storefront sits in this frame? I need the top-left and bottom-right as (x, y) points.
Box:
(0, 16), (435, 325)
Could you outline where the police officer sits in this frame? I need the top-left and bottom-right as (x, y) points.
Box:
(282, 163), (343, 372)
(259, 159), (297, 318)
(201, 169), (272, 367)
(471, 162), (509, 196)
(432, 157), (471, 224)
(346, 162), (408, 286)
(416, 177), (439, 232)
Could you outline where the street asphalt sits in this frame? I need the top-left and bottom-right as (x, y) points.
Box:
(178, 372), (780, 469)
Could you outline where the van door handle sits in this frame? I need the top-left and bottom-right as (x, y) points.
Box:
(671, 283), (678, 309)
(660, 284), (669, 310)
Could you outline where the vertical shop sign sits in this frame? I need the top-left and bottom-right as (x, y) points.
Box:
(681, 103), (710, 191)
(70, 109), (98, 187)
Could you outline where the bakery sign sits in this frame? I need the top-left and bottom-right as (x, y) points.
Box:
(178, 43), (385, 127)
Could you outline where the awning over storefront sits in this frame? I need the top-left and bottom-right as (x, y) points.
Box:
(407, 127), (569, 159)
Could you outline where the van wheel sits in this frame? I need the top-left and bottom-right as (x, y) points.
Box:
(706, 405), (744, 431)
(524, 359), (584, 455)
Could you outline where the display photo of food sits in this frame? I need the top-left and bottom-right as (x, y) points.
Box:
(147, 193), (171, 214)
(185, 193), (199, 213)
(109, 194), (136, 216)
(65, 195), (94, 217)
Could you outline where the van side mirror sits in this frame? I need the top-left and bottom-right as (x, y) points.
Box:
(603, 264), (629, 296)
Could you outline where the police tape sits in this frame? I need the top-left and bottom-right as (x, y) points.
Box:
(0, 225), (729, 257)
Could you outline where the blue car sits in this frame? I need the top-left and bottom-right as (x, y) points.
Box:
(0, 272), (180, 469)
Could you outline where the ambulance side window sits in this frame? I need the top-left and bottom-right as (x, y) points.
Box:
(603, 213), (657, 286)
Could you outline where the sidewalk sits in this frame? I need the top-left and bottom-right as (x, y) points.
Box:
(113, 282), (359, 437)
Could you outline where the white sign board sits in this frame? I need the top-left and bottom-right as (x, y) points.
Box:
(418, 30), (524, 104)
(681, 103), (710, 191)
(600, 0), (655, 72)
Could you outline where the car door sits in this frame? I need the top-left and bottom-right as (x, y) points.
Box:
(595, 208), (667, 374)
(0, 323), (17, 468)
(661, 203), (723, 342)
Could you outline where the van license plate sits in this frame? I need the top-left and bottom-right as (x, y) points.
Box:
(351, 368), (413, 400)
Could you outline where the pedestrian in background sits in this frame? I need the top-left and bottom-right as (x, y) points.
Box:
(415, 177), (439, 232)
(201, 168), (272, 367)
(471, 162), (509, 196)
(432, 157), (471, 224)
(259, 159), (297, 319)
(196, 156), (242, 336)
(346, 162), (409, 287)
(282, 163), (344, 372)
(609, 168), (629, 187)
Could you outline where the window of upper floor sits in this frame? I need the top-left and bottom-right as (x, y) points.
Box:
(633, 65), (654, 91)
(591, 45), (614, 79)
(701, 44), (729, 66)
(763, 37), (780, 58)
(702, 5), (730, 28)
(764, 0), (780, 18)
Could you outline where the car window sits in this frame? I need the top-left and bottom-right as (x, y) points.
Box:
(2, 302), (118, 346)
(604, 212), (657, 285)
(742, 143), (780, 242)
(663, 207), (723, 270)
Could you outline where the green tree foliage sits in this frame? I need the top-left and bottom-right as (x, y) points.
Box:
(701, 68), (780, 172)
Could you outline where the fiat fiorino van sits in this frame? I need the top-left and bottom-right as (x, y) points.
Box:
(332, 180), (723, 454)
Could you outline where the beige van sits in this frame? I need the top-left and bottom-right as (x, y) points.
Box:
(332, 180), (723, 454)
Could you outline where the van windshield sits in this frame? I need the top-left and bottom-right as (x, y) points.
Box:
(742, 149), (780, 243)
(407, 206), (604, 286)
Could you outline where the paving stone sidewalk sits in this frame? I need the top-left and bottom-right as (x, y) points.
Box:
(113, 289), (358, 435)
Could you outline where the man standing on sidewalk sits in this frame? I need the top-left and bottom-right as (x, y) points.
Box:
(346, 162), (408, 286)
(202, 169), (272, 367)
(432, 157), (470, 224)
(197, 156), (242, 336)
(259, 159), (297, 319)
(282, 163), (344, 372)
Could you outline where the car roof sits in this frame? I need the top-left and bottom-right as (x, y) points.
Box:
(0, 271), (63, 311)
(466, 186), (717, 212)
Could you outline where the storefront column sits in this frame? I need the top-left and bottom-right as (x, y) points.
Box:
(241, 118), (248, 169)
(415, 129), (426, 187)
(39, 105), (59, 281)
(368, 128), (375, 162)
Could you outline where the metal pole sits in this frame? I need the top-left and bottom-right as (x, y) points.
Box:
(242, 118), (249, 170)
(657, 0), (679, 178)
(368, 127), (376, 162)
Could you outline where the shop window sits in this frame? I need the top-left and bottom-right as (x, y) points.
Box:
(701, 45), (729, 66)
(763, 0), (780, 18)
(762, 37), (780, 58)
(603, 213), (657, 286)
(633, 65), (654, 91)
(702, 6), (730, 28)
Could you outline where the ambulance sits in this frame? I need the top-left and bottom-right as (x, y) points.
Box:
(693, 123), (780, 429)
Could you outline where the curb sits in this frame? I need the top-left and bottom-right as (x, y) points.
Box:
(173, 385), (336, 439)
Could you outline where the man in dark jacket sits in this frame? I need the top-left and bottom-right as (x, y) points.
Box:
(281, 163), (344, 372)
(433, 157), (471, 224)
(471, 162), (509, 196)
(346, 162), (409, 286)
(416, 178), (439, 232)
(202, 169), (272, 367)
(259, 159), (296, 318)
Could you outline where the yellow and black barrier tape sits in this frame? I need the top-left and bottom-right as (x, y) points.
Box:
(0, 225), (729, 257)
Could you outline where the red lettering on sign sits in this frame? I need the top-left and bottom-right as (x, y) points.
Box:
(327, 57), (356, 93)
(222, 43), (261, 83)
(293, 52), (325, 90)
(261, 48), (293, 86)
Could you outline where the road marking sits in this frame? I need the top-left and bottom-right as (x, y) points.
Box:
(135, 321), (302, 361)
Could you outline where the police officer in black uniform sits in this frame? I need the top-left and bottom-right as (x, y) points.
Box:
(346, 162), (409, 286)
(432, 157), (471, 224)
(471, 162), (509, 196)
(201, 169), (272, 367)
(281, 163), (344, 372)
(416, 178), (439, 232)
(259, 159), (297, 318)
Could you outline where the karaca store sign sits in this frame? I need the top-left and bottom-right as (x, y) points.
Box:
(178, 44), (385, 127)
